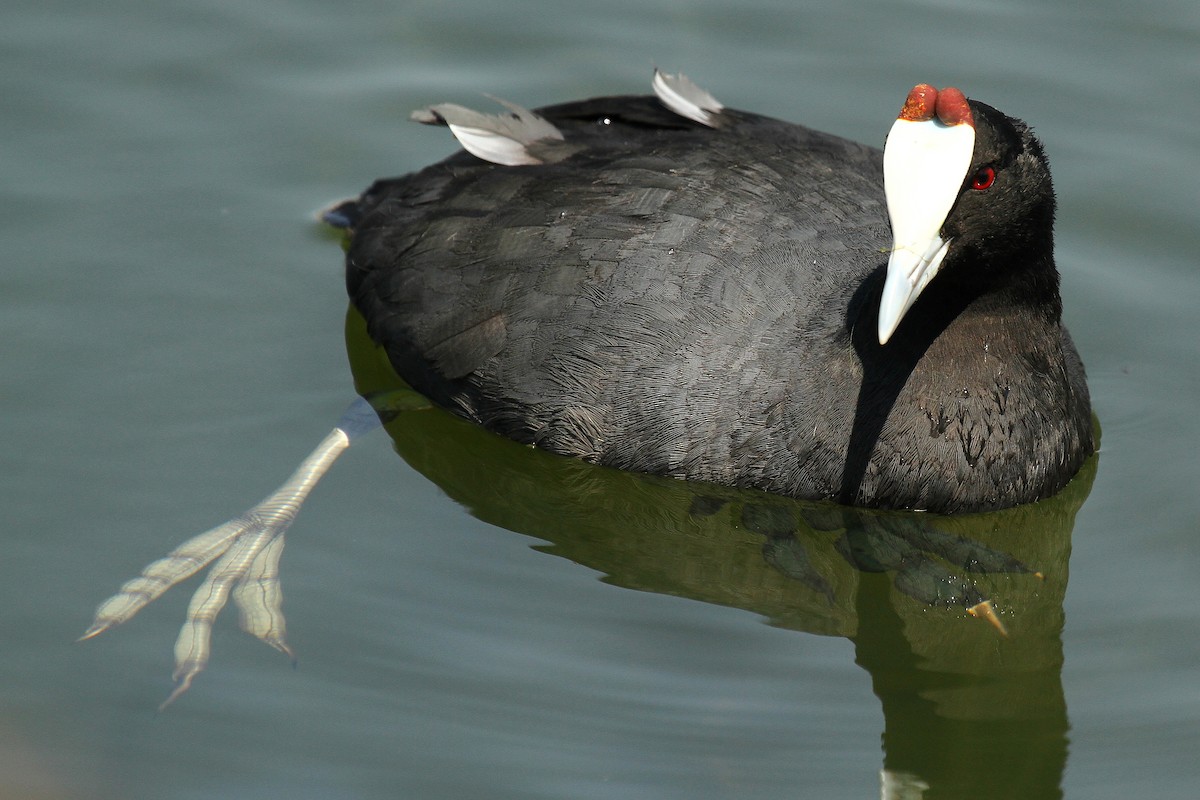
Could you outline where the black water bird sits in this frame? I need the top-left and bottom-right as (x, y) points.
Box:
(331, 72), (1093, 513)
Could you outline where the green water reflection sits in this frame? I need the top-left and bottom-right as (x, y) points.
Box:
(347, 307), (1097, 800)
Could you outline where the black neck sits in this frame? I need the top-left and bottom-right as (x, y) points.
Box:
(837, 253), (1064, 508)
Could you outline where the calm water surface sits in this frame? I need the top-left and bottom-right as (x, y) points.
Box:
(4, 0), (1198, 798)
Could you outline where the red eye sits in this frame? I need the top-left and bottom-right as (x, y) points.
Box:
(971, 166), (996, 191)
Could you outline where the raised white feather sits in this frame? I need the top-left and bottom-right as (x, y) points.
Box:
(652, 69), (724, 127)
(412, 97), (564, 166)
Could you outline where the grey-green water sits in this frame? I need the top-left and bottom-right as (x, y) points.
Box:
(5, 0), (1198, 797)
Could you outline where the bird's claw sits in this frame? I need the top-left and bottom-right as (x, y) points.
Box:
(83, 428), (351, 707)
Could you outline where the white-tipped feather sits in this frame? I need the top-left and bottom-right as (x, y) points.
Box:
(412, 97), (564, 166)
(652, 69), (724, 127)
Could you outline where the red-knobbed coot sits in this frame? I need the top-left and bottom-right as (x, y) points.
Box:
(329, 71), (1094, 513)
(84, 72), (1095, 705)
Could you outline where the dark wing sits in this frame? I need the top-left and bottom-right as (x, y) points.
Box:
(344, 95), (889, 484)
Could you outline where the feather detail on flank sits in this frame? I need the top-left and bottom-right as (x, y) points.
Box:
(652, 69), (724, 127)
(412, 96), (566, 166)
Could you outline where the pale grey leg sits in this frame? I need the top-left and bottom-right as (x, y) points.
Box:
(82, 398), (379, 708)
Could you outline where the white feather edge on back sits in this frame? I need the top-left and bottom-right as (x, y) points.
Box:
(651, 69), (724, 127)
(411, 71), (724, 166)
(411, 96), (563, 166)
